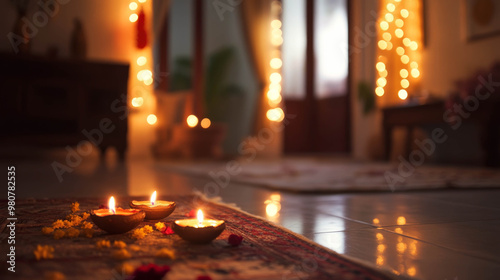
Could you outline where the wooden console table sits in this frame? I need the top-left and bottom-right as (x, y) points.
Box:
(0, 54), (129, 158)
(382, 100), (500, 167)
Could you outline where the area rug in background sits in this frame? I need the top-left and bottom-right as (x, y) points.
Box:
(0, 195), (396, 280)
(159, 158), (500, 193)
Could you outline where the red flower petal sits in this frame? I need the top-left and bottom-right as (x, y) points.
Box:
(228, 234), (243, 246)
(132, 263), (170, 280)
(197, 276), (212, 280)
(161, 226), (175, 235)
(185, 209), (197, 218)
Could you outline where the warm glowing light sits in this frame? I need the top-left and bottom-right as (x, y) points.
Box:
(266, 108), (284, 122)
(411, 68), (420, 78)
(200, 118), (211, 129)
(397, 242), (407, 253)
(401, 55), (410, 64)
(144, 77), (153, 86)
(271, 37), (283, 46)
(380, 70), (388, 78)
(386, 42), (393, 50)
(266, 203), (279, 217)
(137, 56), (147, 66)
(270, 58), (283, 69)
(378, 40), (388, 50)
(131, 97), (144, 107)
(395, 28), (404, 38)
(129, 13), (138, 22)
(377, 244), (386, 253)
(269, 83), (281, 92)
(400, 69), (409, 78)
(409, 42), (418, 51)
(138, 0), (146, 3)
(186, 115), (198, 127)
(268, 95), (282, 106)
(401, 9), (409, 18)
(376, 233), (384, 241)
(109, 196), (116, 214)
(270, 73), (282, 83)
(137, 69), (152, 81)
(377, 77), (387, 87)
(271, 19), (282, 29)
(407, 267), (416, 277)
(403, 38), (412, 46)
(272, 29), (283, 37)
(398, 89), (408, 100)
(376, 256), (385, 266)
(385, 13), (394, 22)
(396, 47), (405, 56)
(197, 209), (203, 224)
(397, 216), (407, 225)
(129, 2), (138, 10)
(150, 191), (157, 205)
(376, 62), (386, 72)
(380, 21), (389, 31)
(267, 89), (280, 100)
(375, 87), (384, 97)
(387, 3), (395, 12)
(401, 79), (410, 88)
(382, 32), (391, 42)
(410, 62), (419, 69)
(395, 19), (404, 28)
(147, 114), (157, 125)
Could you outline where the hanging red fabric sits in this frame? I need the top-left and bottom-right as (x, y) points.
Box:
(136, 8), (147, 49)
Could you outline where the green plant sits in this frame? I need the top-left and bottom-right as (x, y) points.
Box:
(357, 81), (375, 115)
(169, 46), (244, 121)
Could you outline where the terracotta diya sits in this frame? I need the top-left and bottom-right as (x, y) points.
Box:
(171, 209), (225, 244)
(90, 196), (145, 234)
(129, 191), (176, 220)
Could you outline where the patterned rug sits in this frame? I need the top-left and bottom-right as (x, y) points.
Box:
(159, 158), (500, 193)
(0, 195), (396, 280)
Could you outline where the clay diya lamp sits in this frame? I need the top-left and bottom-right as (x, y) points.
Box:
(171, 209), (225, 244)
(90, 196), (145, 234)
(129, 191), (176, 220)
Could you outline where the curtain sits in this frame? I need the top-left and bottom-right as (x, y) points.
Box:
(241, 0), (283, 157)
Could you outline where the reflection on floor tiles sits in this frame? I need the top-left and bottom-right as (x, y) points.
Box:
(5, 156), (500, 280)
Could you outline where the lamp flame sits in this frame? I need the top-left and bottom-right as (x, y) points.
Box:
(109, 196), (116, 214)
(150, 191), (157, 206)
(197, 209), (204, 225)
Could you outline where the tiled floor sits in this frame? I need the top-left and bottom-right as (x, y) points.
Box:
(5, 152), (500, 280)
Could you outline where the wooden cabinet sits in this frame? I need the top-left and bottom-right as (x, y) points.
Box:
(0, 54), (129, 158)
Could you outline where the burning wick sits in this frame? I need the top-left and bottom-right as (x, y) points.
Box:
(109, 196), (116, 215)
(150, 191), (157, 206)
(197, 209), (204, 227)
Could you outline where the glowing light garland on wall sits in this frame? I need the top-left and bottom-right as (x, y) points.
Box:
(266, 0), (284, 123)
(128, 0), (157, 125)
(376, 0), (422, 103)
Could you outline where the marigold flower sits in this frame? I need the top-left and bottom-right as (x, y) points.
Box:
(155, 222), (166, 231)
(82, 212), (90, 220)
(34, 245), (54, 260)
(131, 228), (147, 240)
(112, 249), (131, 260)
(155, 248), (176, 259)
(53, 230), (65, 240)
(96, 240), (111, 249)
(143, 225), (153, 234)
(71, 202), (80, 213)
(42, 227), (54, 235)
(113, 241), (127, 249)
(128, 245), (141, 251)
(52, 220), (65, 229)
(81, 221), (93, 229)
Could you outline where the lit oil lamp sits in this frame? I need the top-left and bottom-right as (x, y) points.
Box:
(129, 191), (176, 220)
(90, 196), (145, 234)
(171, 209), (225, 244)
